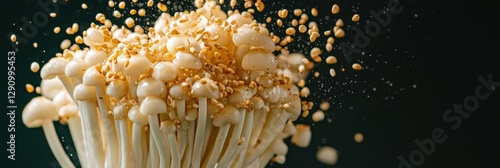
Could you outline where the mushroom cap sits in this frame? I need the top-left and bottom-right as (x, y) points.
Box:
(232, 25), (275, 52)
(160, 120), (176, 133)
(213, 105), (240, 127)
(53, 90), (73, 109)
(191, 78), (219, 98)
(123, 55), (151, 77)
(226, 13), (253, 29)
(205, 24), (230, 46)
(83, 66), (106, 86)
(85, 49), (107, 66)
(283, 94), (301, 121)
(185, 108), (198, 121)
(113, 100), (130, 119)
(228, 86), (254, 104)
(140, 96), (167, 115)
(249, 96), (264, 110)
(84, 27), (105, 47)
(59, 104), (79, 119)
(106, 79), (128, 99)
(173, 52), (202, 70)
(241, 50), (278, 72)
(22, 96), (59, 128)
(153, 62), (178, 83)
(169, 84), (188, 100)
(40, 77), (65, 99)
(128, 105), (148, 125)
(65, 58), (88, 79)
(137, 78), (168, 98)
(166, 36), (200, 54)
(270, 138), (288, 155)
(73, 84), (97, 101)
(259, 86), (281, 103)
(40, 57), (69, 79)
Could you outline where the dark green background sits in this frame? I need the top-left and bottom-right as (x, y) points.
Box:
(2, 0), (500, 167)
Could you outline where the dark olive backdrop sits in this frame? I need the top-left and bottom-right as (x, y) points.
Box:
(2, 0), (500, 168)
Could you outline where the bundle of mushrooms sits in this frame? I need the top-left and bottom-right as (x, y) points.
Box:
(23, 1), (315, 168)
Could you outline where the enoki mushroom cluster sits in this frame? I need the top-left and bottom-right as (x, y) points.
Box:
(22, 1), (321, 168)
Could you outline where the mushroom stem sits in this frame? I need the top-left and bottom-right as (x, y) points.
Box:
(231, 110), (254, 167)
(42, 120), (76, 168)
(95, 86), (119, 168)
(162, 121), (181, 168)
(132, 124), (144, 168)
(149, 114), (169, 168)
(59, 76), (75, 99)
(67, 115), (87, 168)
(259, 148), (274, 168)
(176, 100), (187, 157)
(205, 124), (230, 168)
(80, 101), (105, 168)
(192, 97), (207, 168)
(182, 120), (195, 168)
(249, 107), (267, 147)
(149, 132), (159, 168)
(118, 119), (133, 168)
(243, 110), (288, 167)
(218, 109), (246, 166)
(141, 126), (149, 168)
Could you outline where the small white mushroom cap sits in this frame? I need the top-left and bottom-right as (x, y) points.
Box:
(173, 52), (202, 70)
(40, 57), (69, 79)
(137, 78), (168, 98)
(83, 66), (106, 86)
(128, 105), (148, 126)
(270, 138), (288, 155)
(84, 27), (105, 47)
(53, 90), (73, 109)
(106, 79), (128, 99)
(290, 124), (311, 148)
(169, 84), (188, 100)
(283, 94), (301, 121)
(232, 26), (275, 52)
(241, 50), (278, 72)
(259, 86), (281, 103)
(85, 49), (107, 66)
(160, 120), (176, 134)
(22, 96), (59, 128)
(40, 77), (65, 99)
(191, 78), (219, 99)
(153, 62), (178, 83)
(226, 13), (253, 28)
(228, 86), (254, 104)
(123, 55), (151, 78)
(73, 84), (97, 101)
(140, 96), (167, 115)
(166, 36), (200, 54)
(58, 104), (79, 119)
(213, 105), (240, 127)
(65, 58), (88, 79)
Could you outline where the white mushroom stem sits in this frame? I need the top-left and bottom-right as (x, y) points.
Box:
(231, 110), (254, 167)
(80, 101), (105, 168)
(60, 104), (86, 168)
(43, 120), (76, 168)
(249, 107), (268, 147)
(161, 121), (181, 168)
(205, 105), (240, 168)
(182, 120), (195, 168)
(176, 100), (187, 157)
(141, 96), (169, 168)
(96, 86), (119, 168)
(83, 66), (118, 168)
(129, 106), (148, 168)
(149, 132), (160, 168)
(23, 97), (75, 168)
(114, 102), (134, 168)
(218, 109), (246, 166)
(192, 97), (207, 168)
(243, 109), (288, 167)
(205, 125), (229, 168)
(67, 115), (87, 168)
